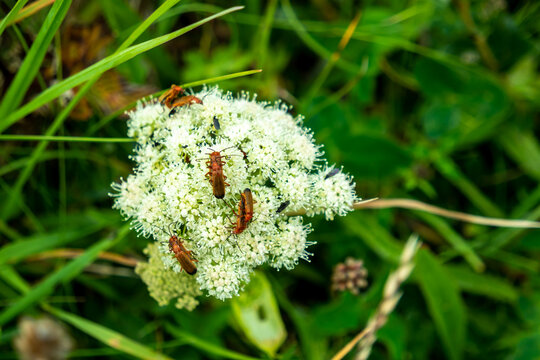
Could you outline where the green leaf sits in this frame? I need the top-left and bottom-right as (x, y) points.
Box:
(47, 306), (173, 360)
(487, 16), (532, 71)
(421, 103), (461, 139)
(415, 249), (466, 360)
(231, 271), (287, 357)
(507, 332), (540, 360)
(341, 134), (412, 180)
(497, 127), (540, 181)
(165, 324), (260, 360)
(0, 5), (244, 133)
(414, 211), (484, 272)
(0, 0), (71, 120)
(0, 225), (129, 326)
(446, 264), (518, 303)
(311, 292), (365, 336)
(434, 156), (504, 218)
(377, 314), (407, 360)
(343, 213), (402, 263)
(270, 275), (327, 360)
(414, 58), (464, 98)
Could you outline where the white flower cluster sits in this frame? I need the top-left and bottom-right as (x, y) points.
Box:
(112, 87), (357, 303)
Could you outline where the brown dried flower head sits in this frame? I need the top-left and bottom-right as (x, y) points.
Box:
(13, 316), (73, 360)
(331, 257), (368, 295)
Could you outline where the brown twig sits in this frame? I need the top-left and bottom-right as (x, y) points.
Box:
(25, 248), (140, 267)
(286, 198), (540, 229)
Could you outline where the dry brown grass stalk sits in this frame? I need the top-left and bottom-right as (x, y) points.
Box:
(331, 235), (420, 360)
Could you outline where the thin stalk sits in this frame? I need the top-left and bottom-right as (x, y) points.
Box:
(6, 0), (55, 26)
(25, 248), (139, 267)
(0, 0), (30, 38)
(304, 11), (362, 103)
(0, 135), (134, 142)
(286, 198), (540, 229)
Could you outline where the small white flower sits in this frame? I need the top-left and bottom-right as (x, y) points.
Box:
(112, 86), (357, 304)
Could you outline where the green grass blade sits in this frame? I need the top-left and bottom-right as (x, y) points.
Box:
(0, 5), (244, 133)
(0, 0), (71, 120)
(280, 0), (360, 74)
(165, 324), (260, 360)
(0, 5), (245, 219)
(343, 213), (402, 263)
(6, 0), (55, 26)
(497, 127), (540, 181)
(0, 135), (134, 142)
(0, 225), (109, 265)
(0, 265), (31, 293)
(415, 211), (485, 272)
(117, 0), (182, 52)
(0, 150), (121, 177)
(269, 274), (326, 360)
(0, 225), (129, 326)
(87, 69), (262, 134)
(446, 264), (518, 303)
(46, 305), (173, 360)
(415, 249), (466, 360)
(434, 156), (504, 218)
(0, 0), (30, 39)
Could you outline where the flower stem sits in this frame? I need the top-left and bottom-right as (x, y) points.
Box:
(286, 198), (540, 228)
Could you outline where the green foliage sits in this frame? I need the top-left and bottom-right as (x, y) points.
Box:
(0, 0), (539, 359)
(231, 272), (286, 357)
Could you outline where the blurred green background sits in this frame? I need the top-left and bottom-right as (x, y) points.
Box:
(0, 0), (539, 359)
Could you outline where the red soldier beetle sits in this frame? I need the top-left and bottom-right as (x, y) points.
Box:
(169, 95), (203, 116)
(169, 235), (198, 275)
(199, 146), (242, 199)
(159, 85), (184, 108)
(242, 188), (254, 223)
(157, 223), (198, 275)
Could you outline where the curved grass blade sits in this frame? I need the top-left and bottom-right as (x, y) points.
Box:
(87, 69), (262, 135)
(0, 135), (134, 142)
(0, 265), (31, 294)
(46, 305), (172, 360)
(165, 323), (260, 360)
(0, 225), (129, 326)
(280, 0), (360, 74)
(0, 0), (30, 38)
(0, 5), (244, 133)
(6, 0), (55, 26)
(0, 223), (112, 265)
(0, 5), (244, 220)
(0, 0), (71, 120)
(117, 0), (182, 52)
(414, 211), (484, 272)
(415, 250), (466, 360)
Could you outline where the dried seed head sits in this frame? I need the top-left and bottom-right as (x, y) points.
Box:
(13, 316), (73, 360)
(331, 257), (368, 295)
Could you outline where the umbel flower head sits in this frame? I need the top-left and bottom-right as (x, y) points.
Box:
(111, 86), (357, 306)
